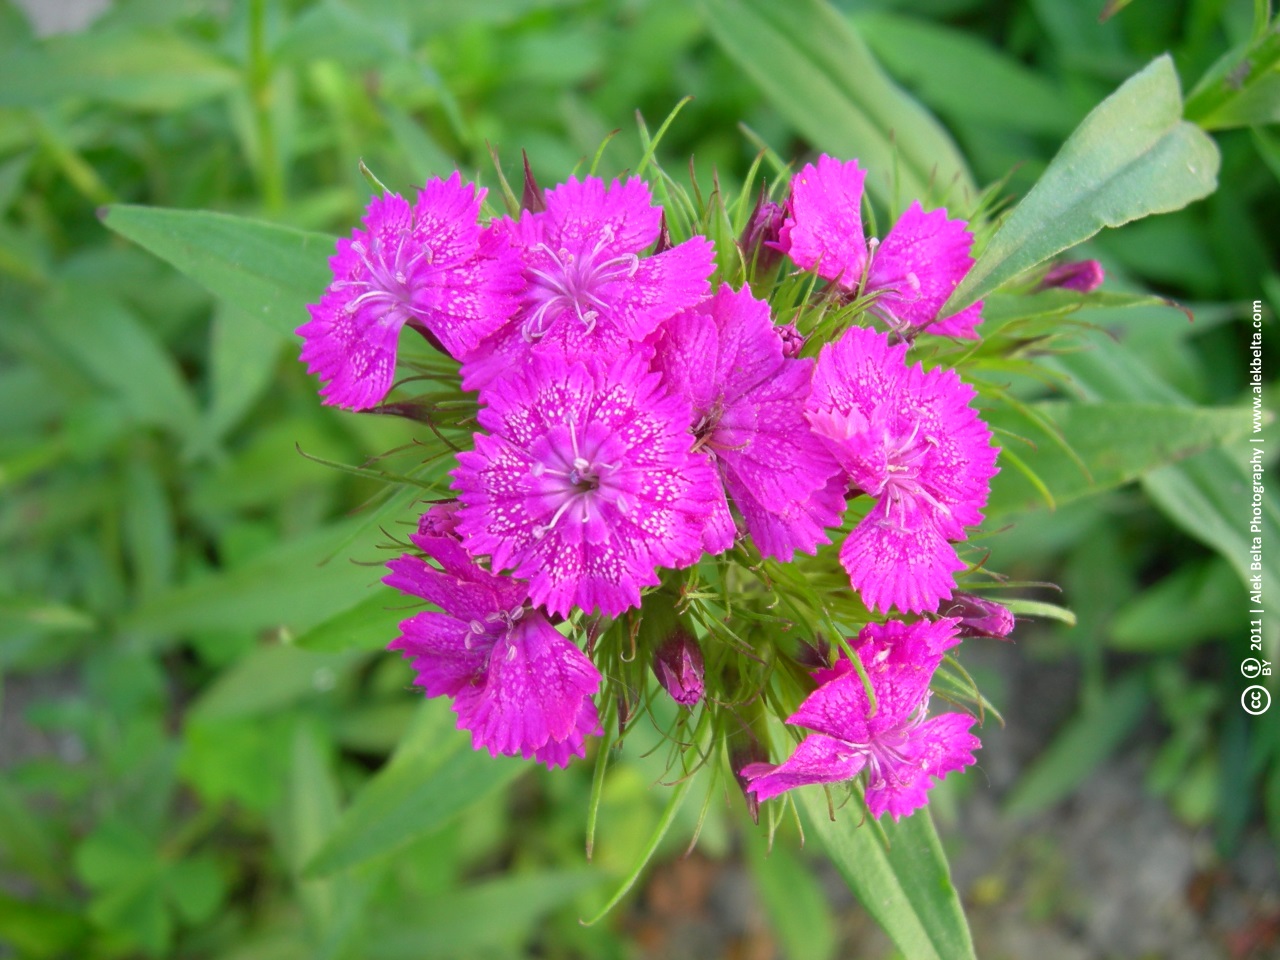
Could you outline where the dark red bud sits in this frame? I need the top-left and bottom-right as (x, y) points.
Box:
(729, 733), (771, 825)
(938, 593), (1016, 640)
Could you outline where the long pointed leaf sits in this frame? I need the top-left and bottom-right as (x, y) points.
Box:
(797, 791), (976, 960)
(101, 205), (333, 337)
(945, 55), (1219, 314)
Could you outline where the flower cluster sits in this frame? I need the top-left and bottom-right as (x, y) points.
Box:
(296, 153), (1035, 819)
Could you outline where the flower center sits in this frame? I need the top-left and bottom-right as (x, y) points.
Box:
(855, 704), (930, 791)
(877, 420), (949, 532)
(463, 604), (526, 651)
(521, 235), (641, 341)
(333, 230), (433, 323)
(529, 421), (624, 539)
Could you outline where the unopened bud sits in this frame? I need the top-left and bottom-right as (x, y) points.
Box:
(777, 322), (805, 359)
(729, 732), (771, 825)
(653, 212), (672, 255)
(740, 194), (787, 273)
(793, 634), (831, 670)
(520, 150), (546, 214)
(1039, 259), (1104, 294)
(652, 631), (705, 707)
(417, 502), (462, 538)
(938, 593), (1015, 640)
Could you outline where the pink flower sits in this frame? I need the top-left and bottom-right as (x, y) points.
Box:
(298, 174), (523, 410)
(781, 155), (983, 339)
(460, 176), (714, 390)
(384, 507), (601, 767)
(453, 350), (719, 618)
(647, 285), (844, 561)
(807, 326), (998, 614)
(742, 618), (980, 820)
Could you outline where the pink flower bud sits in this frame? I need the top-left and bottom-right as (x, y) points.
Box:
(741, 196), (787, 273)
(938, 593), (1015, 640)
(1039, 259), (1104, 293)
(652, 631), (705, 707)
(777, 322), (805, 359)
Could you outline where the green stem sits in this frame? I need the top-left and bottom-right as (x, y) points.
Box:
(249, 0), (284, 212)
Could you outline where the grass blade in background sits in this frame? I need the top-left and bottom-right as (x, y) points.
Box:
(700, 0), (974, 209)
(305, 700), (524, 877)
(945, 55), (1219, 313)
(1004, 674), (1150, 818)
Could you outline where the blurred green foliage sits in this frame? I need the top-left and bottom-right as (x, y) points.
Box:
(0, 0), (1276, 957)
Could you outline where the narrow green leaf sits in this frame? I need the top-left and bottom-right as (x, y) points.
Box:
(39, 287), (199, 437)
(1186, 28), (1280, 130)
(0, 598), (94, 634)
(305, 700), (523, 876)
(945, 55), (1219, 314)
(101, 205), (333, 337)
(700, 0), (974, 209)
(121, 455), (176, 600)
(368, 871), (602, 959)
(1144, 455), (1279, 661)
(0, 30), (237, 111)
(1046, 337), (1280, 660)
(745, 828), (837, 960)
(1004, 674), (1150, 818)
(1110, 559), (1243, 652)
(1002, 599), (1077, 627)
(986, 402), (1251, 517)
(280, 722), (368, 948)
(291, 588), (407, 653)
(119, 518), (390, 645)
(205, 304), (287, 444)
(189, 646), (364, 722)
(852, 12), (1079, 137)
(580, 776), (692, 926)
(798, 792), (976, 960)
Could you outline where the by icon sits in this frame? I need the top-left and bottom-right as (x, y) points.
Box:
(1242, 685), (1272, 716)
(1242, 658), (1262, 679)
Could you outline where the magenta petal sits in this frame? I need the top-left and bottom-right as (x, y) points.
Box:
(297, 177), (522, 410)
(864, 711), (980, 821)
(452, 614), (600, 759)
(865, 201), (976, 333)
(783, 155), (868, 288)
(541, 176), (662, 255)
(742, 734), (867, 801)
(454, 351), (715, 618)
(840, 500), (966, 615)
(927, 300), (983, 339)
(732, 473), (845, 562)
(531, 698), (602, 768)
(648, 285), (842, 560)
(608, 236), (715, 341)
(387, 611), (489, 699)
(701, 476), (738, 555)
